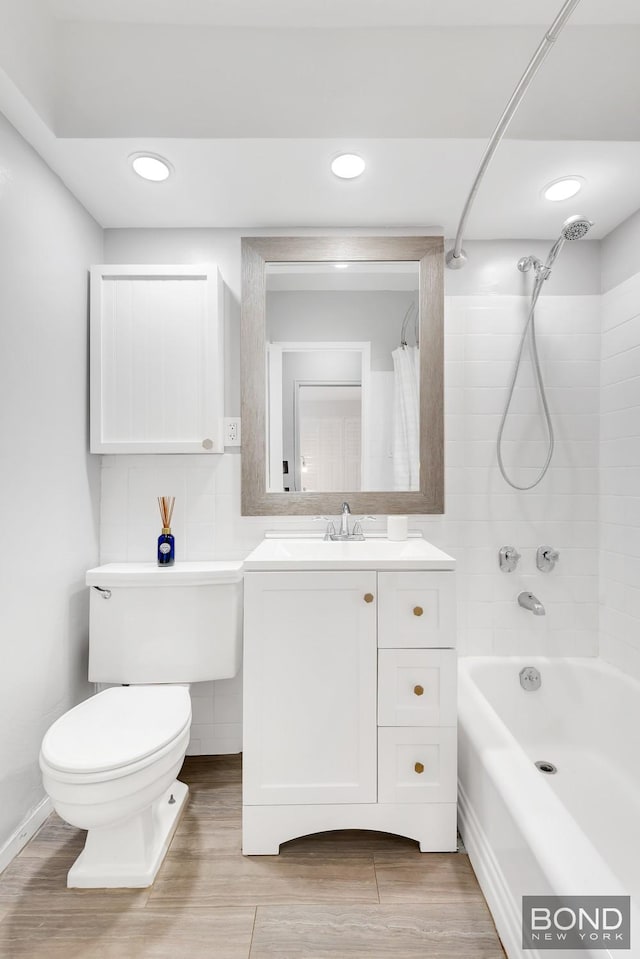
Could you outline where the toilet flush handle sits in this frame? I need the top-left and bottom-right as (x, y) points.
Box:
(92, 586), (112, 599)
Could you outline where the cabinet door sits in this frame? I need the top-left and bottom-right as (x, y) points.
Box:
(90, 265), (224, 453)
(378, 571), (456, 648)
(243, 571), (377, 805)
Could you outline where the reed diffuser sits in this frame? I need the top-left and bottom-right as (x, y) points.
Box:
(157, 496), (175, 566)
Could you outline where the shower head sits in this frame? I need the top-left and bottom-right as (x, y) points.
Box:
(517, 214), (594, 283)
(541, 214), (594, 277)
(560, 214), (593, 242)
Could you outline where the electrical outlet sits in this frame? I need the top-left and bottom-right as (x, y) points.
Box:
(224, 417), (241, 446)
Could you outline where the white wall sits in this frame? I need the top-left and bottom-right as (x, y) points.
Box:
(267, 290), (415, 370)
(599, 211), (640, 679)
(0, 111), (102, 855)
(600, 207), (640, 293)
(102, 229), (600, 753)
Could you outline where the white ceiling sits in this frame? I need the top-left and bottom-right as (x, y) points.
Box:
(1, 1), (639, 238)
(44, 0), (640, 28)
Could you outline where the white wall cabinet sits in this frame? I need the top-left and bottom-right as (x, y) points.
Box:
(242, 566), (456, 854)
(90, 264), (224, 453)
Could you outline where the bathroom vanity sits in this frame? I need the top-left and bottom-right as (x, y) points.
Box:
(242, 537), (456, 854)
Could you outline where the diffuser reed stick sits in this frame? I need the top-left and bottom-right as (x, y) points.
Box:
(157, 496), (175, 529)
(157, 496), (176, 566)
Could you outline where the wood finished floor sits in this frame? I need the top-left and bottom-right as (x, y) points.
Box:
(0, 755), (506, 958)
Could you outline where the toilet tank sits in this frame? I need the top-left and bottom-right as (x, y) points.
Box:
(86, 562), (243, 684)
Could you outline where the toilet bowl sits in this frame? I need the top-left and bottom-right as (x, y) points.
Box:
(39, 561), (243, 888)
(40, 684), (191, 887)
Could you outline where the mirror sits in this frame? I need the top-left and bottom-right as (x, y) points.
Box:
(241, 236), (444, 515)
(266, 261), (419, 494)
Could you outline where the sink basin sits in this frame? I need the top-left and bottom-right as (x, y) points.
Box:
(243, 536), (455, 571)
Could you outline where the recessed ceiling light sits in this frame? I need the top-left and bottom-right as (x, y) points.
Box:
(334, 263), (349, 269)
(331, 154), (365, 179)
(130, 153), (172, 182)
(543, 176), (583, 202)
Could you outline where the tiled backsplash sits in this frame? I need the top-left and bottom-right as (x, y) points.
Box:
(99, 291), (602, 754)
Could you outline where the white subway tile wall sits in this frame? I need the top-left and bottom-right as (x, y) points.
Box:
(99, 292), (601, 753)
(600, 271), (640, 681)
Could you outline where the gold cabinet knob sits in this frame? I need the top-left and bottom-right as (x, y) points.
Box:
(413, 684), (424, 696)
(413, 606), (423, 617)
(414, 762), (425, 774)
(364, 593), (374, 603)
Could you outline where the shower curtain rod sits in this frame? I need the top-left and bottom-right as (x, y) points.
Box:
(445, 0), (582, 270)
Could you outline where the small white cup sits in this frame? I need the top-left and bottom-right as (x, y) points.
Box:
(387, 515), (408, 541)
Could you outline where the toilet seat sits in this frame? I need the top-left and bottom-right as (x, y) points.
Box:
(40, 685), (191, 779)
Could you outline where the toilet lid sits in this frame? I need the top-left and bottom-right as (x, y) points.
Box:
(41, 686), (191, 775)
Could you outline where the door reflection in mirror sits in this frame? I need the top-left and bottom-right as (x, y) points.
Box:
(296, 382), (362, 492)
(266, 261), (419, 493)
(267, 342), (369, 492)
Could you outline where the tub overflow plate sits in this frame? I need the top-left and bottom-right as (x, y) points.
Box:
(519, 666), (541, 691)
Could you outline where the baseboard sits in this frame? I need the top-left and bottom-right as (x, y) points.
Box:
(458, 782), (541, 959)
(0, 796), (53, 875)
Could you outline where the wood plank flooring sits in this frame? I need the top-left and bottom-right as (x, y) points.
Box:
(0, 755), (506, 958)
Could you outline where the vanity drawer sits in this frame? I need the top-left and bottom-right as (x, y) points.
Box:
(378, 649), (456, 727)
(377, 572), (456, 648)
(378, 727), (457, 804)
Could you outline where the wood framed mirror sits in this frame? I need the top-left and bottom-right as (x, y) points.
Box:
(240, 235), (444, 515)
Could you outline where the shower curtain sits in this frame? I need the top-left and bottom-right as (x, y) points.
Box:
(391, 345), (420, 490)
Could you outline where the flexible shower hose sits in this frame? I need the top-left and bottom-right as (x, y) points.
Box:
(496, 274), (555, 490)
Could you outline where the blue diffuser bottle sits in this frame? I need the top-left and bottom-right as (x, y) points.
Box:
(157, 496), (176, 566)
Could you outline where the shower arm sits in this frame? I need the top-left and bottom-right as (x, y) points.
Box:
(445, 0), (582, 270)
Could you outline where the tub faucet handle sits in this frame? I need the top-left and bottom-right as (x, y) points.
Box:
(498, 545), (521, 573)
(536, 545), (559, 572)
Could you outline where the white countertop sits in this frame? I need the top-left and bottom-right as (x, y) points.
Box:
(242, 536), (455, 571)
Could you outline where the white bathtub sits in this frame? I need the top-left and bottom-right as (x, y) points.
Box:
(458, 657), (639, 959)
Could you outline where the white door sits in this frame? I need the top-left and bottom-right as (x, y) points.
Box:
(243, 571), (378, 805)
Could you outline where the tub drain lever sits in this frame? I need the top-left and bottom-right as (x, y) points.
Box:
(519, 666), (541, 691)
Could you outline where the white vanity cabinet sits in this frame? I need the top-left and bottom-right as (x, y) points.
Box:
(90, 264), (224, 454)
(242, 546), (456, 855)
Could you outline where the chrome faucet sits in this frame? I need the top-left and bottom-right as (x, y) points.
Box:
(324, 502), (366, 541)
(339, 502), (351, 537)
(518, 591), (545, 616)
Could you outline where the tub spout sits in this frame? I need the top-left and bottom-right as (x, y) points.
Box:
(518, 591), (545, 616)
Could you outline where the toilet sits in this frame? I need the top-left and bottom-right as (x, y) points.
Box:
(39, 560), (243, 888)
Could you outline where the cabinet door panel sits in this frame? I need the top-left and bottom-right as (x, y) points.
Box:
(378, 649), (457, 726)
(378, 572), (456, 648)
(243, 571), (377, 805)
(90, 265), (223, 453)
